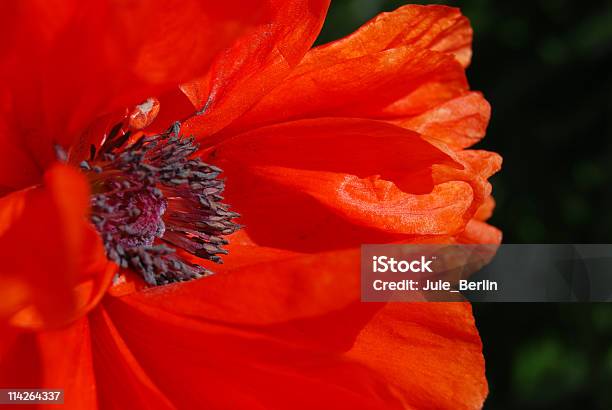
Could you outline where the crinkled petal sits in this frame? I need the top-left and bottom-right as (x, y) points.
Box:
(220, 45), (467, 138)
(205, 118), (497, 251)
(429, 145), (502, 228)
(459, 220), (502, 244)
(474, 196), (496, 221)
(395, 92), (491, 149)
(213, 5), (476, 142)
(299, 5), (473, 69)
(180, 0), (331, 138)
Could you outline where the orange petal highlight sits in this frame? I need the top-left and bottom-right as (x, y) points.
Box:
(207, 118), (497, 251)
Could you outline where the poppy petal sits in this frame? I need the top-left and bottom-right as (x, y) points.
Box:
(119, 247), (368, 338)
(89, 306), (175, 409)
(107, 249), (486, 408)
(0, 164), (112, 329)
(213, 5), (474, 140)
(347, 302), (487, 409)
(180, 0), (331, 138)
(1, 318), (98, 408)
(0, 331), (41, 389)
(219, 45), (467, 138)
(459, 219), (503, 245)
(0, 0), (292, 174)
(474, 196), (496, 221)
(430, 147), (502, 226)
(35, 317), (98, 409)
(300, 5), (473, 69)
(395, 91), (491, 150)
(0, 120), (41, 195)
(207, 118), (494, 251)
(103, 294), (403, 409)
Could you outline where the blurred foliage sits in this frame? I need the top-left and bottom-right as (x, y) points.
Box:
(321, 1), (612, 409)
(474, 304), (612, 409)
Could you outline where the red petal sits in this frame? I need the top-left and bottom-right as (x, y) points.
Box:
(300, 5), (473, 69)
(0, 121), (41, 195)
(430, 147), (502, 228)
(0, 330), (41, 388)
(459, 219), (503, 244)
(205, 118), (496, 251)
(180, 0), (331, 138)
(0, 0), (294, 176)
(103, 293), (404, 409)
(347, 303), (487, 409)
(396, 92), (491, 149)
(221, 43), (467, 138)
(106, 244), (486, 408)
(0, 164), (113, 329)
(215, 5), (474, 140)
(474, 196), (496, 221)
(1, 318), (99, 406)
(89, 306), (175, 409)
(35, 318), (98, 409)
(121, 246), (372, 344)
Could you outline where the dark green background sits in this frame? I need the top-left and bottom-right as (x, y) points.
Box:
(319, 1), (612, 409)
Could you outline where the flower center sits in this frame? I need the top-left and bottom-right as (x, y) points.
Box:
(80, 122), (240, 286)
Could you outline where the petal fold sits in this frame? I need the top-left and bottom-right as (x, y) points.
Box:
(0, 0), (299, 174)
(0, 164), (112, 329)
(206, 118), (495, 251)
(214, 5), (475, 142)
(108, 247), (487, 409)
(104, 294), (404, 409)
(220, 45), (467, 137)
(89, 306), (175, 409)
(396, 92), (491, 149)
(181, 0), (331, 138)
(36, 317), (98, 409)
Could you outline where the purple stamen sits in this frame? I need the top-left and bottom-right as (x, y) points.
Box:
(82, 122), (241, 286)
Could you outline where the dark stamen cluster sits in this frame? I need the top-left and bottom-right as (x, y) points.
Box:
(82, 122), (240, 286)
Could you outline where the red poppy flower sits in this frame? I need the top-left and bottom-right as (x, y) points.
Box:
(0, 2), (501, 409)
